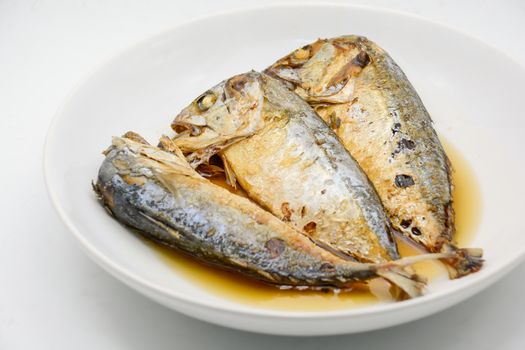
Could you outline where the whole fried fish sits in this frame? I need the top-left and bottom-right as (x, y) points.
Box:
(265, 36), (483, 277)
(171, 71), (398, 264)
(93, 135), (443, 298)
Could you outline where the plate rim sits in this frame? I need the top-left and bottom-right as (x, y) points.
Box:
(43, 2), (525, 320)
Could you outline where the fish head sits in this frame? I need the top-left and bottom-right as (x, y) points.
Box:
(171, 72), (267, 153)
(265, 36), (370, 104)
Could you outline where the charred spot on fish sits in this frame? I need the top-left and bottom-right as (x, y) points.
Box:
(196, 91), (217, 111)
(394, 174), (414, 188)
(265, 238), (286, 258)
(392, 123), (402, 134)
(399, 139), (416, 150)
(320, 263), (335, 272)
(281, 202), (293, 222)
(303, 222), (317, 234)
(321, 189), (326, 195)
(400, 219), (412, 229)
(411, 227), (422, 236)
(329, 113), (342, 129)
(391, 139), (416, 158)
(351, 51), (371, 68)
(300, 206), (307, 218)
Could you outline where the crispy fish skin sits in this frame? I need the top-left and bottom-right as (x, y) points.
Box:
(171, 71), (399, 264)
(94, 136), (435, 297)
(265, 36), (483, 277)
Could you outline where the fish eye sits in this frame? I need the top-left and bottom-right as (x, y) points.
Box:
(290, 45), (311, 64)
(196, 92), (217, 111)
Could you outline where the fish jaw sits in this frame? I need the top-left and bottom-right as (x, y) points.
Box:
(170, 72), (267, 159)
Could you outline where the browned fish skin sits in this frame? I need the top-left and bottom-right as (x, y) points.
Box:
(265, 36), (483, 278)
(94, 136), (437, 298)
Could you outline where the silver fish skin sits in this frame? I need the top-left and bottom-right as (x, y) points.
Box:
(265, 36), (483, 278)
(171, 71), (399, 264)
(93, 135), (438, 298)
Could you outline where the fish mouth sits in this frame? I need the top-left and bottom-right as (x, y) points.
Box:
(171, 121), (204, 137)
(170, 120), (222, 156)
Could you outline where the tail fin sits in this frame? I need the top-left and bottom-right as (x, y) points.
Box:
(375, 252), (458, 299)
(376, 265), (427, 299)
(440, 244), (484, 279)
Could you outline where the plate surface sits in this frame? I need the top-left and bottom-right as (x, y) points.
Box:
(44, 4), (525, 335)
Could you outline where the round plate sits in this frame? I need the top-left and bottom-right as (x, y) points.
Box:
(44, 4), (525, 336)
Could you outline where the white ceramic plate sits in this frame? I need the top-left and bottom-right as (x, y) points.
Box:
(44, 4), (525, 336)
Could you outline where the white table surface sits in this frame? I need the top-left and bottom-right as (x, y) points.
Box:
(2, 0), (525, 348)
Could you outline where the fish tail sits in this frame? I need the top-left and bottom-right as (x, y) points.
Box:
(376, 265), (427, 299)
(440, 244), (484, 279)
(374, 252), (460, 298)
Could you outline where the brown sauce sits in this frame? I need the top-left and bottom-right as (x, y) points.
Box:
(144, 138), (481, 311)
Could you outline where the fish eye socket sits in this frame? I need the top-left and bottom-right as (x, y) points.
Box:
(291, 46), (311, 63)
(196, 92), (217, 111)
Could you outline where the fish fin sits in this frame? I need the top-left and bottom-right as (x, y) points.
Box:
(157, 135), (185, 159)
(119, 136), (200, 179)
(441, 244), (484, 279)
(92, 181), (116, 217)
(92, 181), (103, 200)
(123, 131), (150, 145)
(137, 211), (181, 241)
(375, 252), (459, 299)
(154, 171), (191, 199)
(220, 153), (238, 189)
(376, 265), (426, 299)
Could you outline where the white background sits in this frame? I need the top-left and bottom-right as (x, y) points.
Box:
(2, 0), (525, 348)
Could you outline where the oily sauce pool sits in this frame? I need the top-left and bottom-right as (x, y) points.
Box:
(143, 139), (482, 311)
